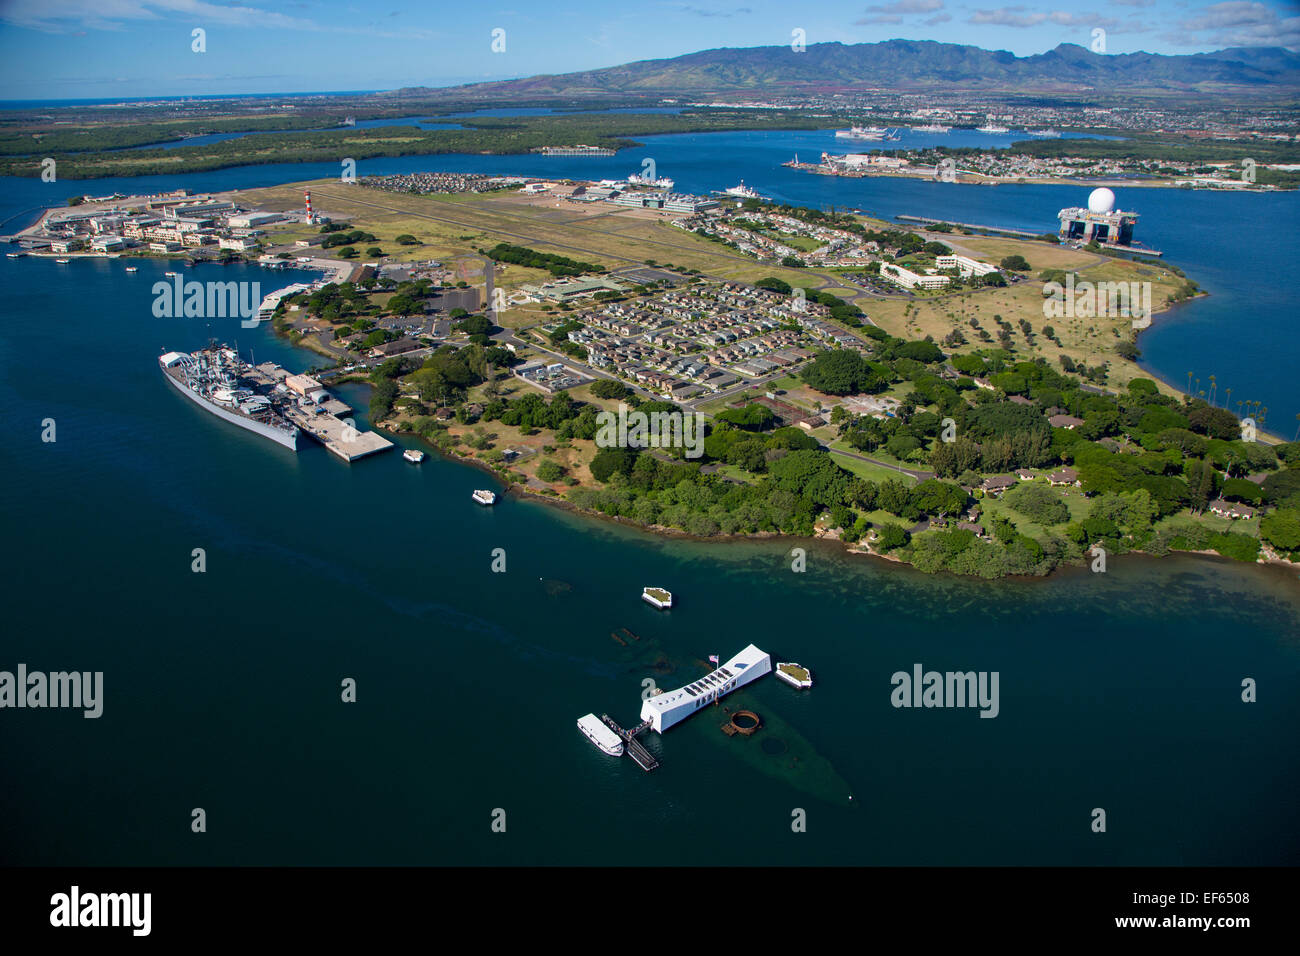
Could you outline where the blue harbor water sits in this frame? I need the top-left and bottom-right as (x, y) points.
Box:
(1, 126), (1298, 865)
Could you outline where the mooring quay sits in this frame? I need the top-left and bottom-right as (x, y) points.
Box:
(283, 405), (392, 462)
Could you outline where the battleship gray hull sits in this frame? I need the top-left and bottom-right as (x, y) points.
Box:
(160, 351), (299, 451)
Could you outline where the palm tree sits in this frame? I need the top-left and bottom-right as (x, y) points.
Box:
(1259, 406), (1268, 429)
(1186, 370), (1193, 395)
(1225, 387), (1232, 415)
(1209, 375), (1217, 406)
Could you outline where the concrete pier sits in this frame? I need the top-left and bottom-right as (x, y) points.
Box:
(284, 407), (393, 462)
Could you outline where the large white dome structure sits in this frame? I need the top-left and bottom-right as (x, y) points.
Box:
(1087, 187), (1116, 214)
(1058, 188), (1137, 247)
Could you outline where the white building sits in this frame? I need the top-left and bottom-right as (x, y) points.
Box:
(639, 644), (772, 733)
(881, 263), (949, 290)
(227, 211), (283, 229)
(935, 254), (998, 278)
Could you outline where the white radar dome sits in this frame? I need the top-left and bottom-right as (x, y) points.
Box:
(1087, 187), (1116, 214)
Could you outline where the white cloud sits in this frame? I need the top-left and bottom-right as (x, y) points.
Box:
(857, 0), (945, 26)
(0, 0), (441, 40)
(967, 6), (1116, 29)
(1170, 1), (1300, 49)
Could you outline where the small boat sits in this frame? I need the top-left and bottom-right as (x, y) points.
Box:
(577, 714), (624, 757)
(915, 123), (951, 133)
(403, 449), (425, 463)
(124, 265), (138, 272)
(472, 489), (496, 506)
(55, 257), (69, 263)
(6, 252), (24, 259)
(1028, 128), (1061, 138)
(775, 662), (813, 689)
(642, 586), (672, 610)
(164, 271), (178, 277)
(976, 123), (1010, 134)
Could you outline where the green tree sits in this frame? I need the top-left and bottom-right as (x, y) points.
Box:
(536, 460), (565, 482)
(1003, 482), (1070, 525)
(1260, 509), (1300, 553)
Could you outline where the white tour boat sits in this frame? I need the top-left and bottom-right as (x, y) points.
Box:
(577, 714), (624, 756)
(472, 489), (496, 506)
(403, 449), (425, 463)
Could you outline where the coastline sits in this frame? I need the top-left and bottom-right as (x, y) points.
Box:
(385, 417), (1299, 584)
(786, 164), (1290, 191)
(10, 200), (1288, 446)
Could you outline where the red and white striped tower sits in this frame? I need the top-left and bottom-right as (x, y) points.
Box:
(304, 189), (313, 223)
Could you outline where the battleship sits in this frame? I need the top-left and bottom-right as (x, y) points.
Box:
(159, 344), (300, 450)
(718, 181), (762, 199)
(835, 125), (887, 140)
(627, 171), (675, 189)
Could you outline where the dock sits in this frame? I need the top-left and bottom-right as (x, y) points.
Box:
(895, 214), (1040, 238)
(283, 406), (394, 462)
(601, 714), (659, 772)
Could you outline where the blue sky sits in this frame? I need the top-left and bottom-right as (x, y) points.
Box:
(0, 0), (1297, 99)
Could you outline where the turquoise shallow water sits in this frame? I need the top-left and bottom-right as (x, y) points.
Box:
(0, 255), (1297, 865)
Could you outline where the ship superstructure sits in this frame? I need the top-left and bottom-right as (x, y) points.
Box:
(160, 344), (299, 450)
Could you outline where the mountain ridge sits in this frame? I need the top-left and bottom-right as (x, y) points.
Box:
(393, 40), (1300, 100)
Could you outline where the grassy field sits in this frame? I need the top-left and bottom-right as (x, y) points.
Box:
(976, 481), (1091, 540)
(829, 452), (919, 486)
(862, 240), (1192, 395)
(241, 178), (1204, 407)
(238, 180), (856, 293)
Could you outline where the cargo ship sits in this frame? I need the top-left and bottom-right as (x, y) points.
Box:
(159, 345), (300, 450)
